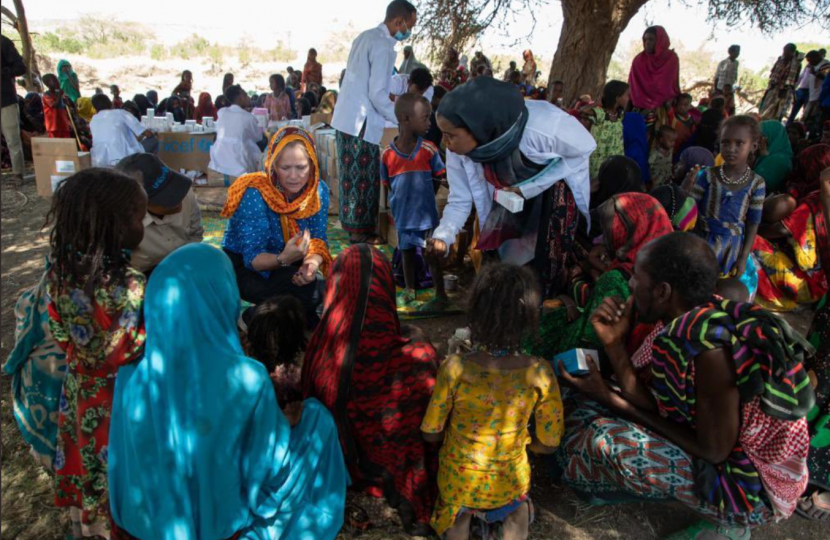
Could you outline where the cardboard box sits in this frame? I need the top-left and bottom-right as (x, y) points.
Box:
(380, 127), (398, 150)
(495, 189), (525, 213)
(327, 156), (338, 181)
(310, 113), (333, 126)
(32, 137), (92, 198)
(325, 134), (337, 159)
(157, 131), (217, 174)
(326, 173), (340, 216)
(200, 168), (237, 188)
(552, 349), (597, 377)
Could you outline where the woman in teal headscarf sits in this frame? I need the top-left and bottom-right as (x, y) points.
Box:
(56, 60), (81, 103)
(754, 120), (794, 192)
(108, 243), (348, 540)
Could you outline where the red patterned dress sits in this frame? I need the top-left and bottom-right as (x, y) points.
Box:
(302, 244), (438, 532)
(47, 267), (146, 537)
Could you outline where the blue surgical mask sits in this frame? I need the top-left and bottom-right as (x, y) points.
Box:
(394, 21), (411, 42)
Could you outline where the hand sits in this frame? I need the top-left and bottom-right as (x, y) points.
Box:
(681, 165), (703, 191)
(280, 230), (310, 265)
(425, 238), (448, 260)
(292, 258), (319, 286)
(558, 355), (612, 404)
(590, 296), (633, 348)
(732, 257), (747, 278)
(559, 296), (580, 322)
(502, 186), (524, 197)
(282, 401), (304, 428)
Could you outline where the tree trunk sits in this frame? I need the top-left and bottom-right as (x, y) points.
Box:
(547, 0), (649, 107)
(11, 0), (40, 92)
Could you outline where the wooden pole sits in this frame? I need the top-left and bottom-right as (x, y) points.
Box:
(4, 0), (41, 92)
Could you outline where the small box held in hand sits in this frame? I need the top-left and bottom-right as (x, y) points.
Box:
(495, 189), (524, 213)
(552, 349), (597, 377)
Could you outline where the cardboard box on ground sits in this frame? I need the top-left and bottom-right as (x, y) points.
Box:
(157, 131), (216, 176)
(32, 137), (91, 198)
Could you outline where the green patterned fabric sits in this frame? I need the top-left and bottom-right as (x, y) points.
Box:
(526, 269), (630, 358)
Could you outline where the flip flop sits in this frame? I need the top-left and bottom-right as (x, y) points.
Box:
(796, 490), (830, 521)
(344, 502), (371, 531)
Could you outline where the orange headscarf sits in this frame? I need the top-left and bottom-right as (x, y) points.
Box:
(221, 126), (332, 275)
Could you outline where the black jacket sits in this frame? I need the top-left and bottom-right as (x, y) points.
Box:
(1, 35), (27, 108)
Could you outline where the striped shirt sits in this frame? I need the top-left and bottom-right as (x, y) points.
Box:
(715, 58), (739, 90)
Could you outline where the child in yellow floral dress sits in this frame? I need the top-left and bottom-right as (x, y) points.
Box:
(421, 263), (564, 540)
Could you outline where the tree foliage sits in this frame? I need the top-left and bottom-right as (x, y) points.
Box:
(702, 0), (830, 33)
(414, 0), (548, 63)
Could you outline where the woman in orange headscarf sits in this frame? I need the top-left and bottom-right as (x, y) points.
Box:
(221, 126), (331, 326)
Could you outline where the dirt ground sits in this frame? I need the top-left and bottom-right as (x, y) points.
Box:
(1, 172), (825, 539)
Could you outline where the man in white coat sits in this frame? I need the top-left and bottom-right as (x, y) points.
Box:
(209, 84), (263, 179)
(331, 0), (417, 244)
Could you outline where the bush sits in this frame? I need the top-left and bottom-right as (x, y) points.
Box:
(150, 44), (168, 61)
(31, 16), (149, 58)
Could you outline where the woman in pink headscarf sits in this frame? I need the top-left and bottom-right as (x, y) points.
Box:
(628, 26), (680, 111)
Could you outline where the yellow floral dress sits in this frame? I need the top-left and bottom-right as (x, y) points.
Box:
(421, 354), (564, 535)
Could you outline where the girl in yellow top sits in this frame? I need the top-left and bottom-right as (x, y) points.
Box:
(421, 263), (565, 539)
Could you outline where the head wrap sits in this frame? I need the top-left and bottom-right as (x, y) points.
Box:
(221, 127), (331, 275)
(628, 26), (681, 109)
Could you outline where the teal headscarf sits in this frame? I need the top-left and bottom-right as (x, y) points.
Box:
(3, 267), (66, 467)
(108, 243), (348, 540)
(56, 60), (80, 103)
(754, 120), (793, 192)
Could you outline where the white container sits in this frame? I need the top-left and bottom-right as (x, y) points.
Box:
(444, 274), (459, 292)
(495, 189), (525, 213)
(166, 112), (174, 122)
(147, 108), (155, 118)
(141, 115), (148, 126)
(203, 117), (214, 128)
(302, 115), (311, 128)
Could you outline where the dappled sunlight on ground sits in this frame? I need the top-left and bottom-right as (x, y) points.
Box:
(1, 175), (825, 539)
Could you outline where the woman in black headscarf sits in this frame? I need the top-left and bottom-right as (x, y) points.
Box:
(146, 90), (159, 107)
(133, 94), (153, 118)
(427, 76), (596, 297)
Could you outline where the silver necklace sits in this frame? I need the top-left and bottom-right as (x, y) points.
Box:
(718, 166), (751, 185)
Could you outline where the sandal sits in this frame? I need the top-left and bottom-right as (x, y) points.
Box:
(796, 490), (830, 521)
(403, 288), (418, 304)
(344, 502), (371, 531)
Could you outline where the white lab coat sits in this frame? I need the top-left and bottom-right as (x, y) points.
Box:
(432, 100), (596, 264)
(90, 110), (146, 167)
(331, 23), (398, 145)
(208, 105), (263, 177)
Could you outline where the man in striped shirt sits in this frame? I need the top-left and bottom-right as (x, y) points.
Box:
(713, 45), (740, 92)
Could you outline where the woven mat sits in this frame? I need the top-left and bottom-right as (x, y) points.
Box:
(203, 216), (459, 319)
